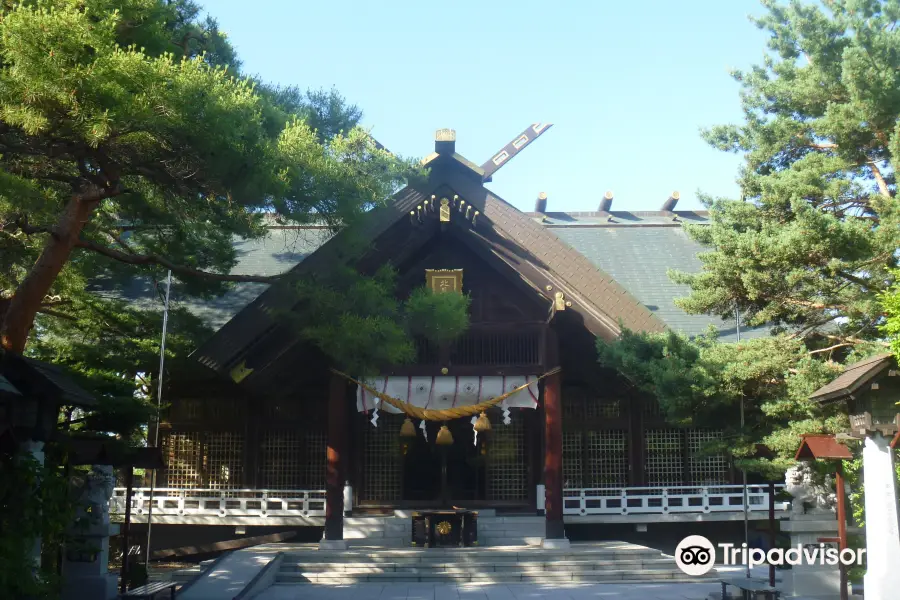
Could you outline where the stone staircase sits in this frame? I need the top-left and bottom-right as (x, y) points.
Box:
(271, 542), (713, 584)
(344, 513), (545, 547)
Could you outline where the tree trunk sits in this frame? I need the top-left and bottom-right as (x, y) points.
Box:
(1, 196), (95, 352)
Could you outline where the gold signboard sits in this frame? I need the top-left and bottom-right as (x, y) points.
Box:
(426, 269), (463, 294)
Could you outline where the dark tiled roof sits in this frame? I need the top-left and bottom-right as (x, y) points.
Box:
(809, 352), (895, 404)
(536, 211), (758, 341)
(0, 354), (96, 407)
(94, 227), (332, 330)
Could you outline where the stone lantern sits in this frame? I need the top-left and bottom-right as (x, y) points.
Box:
(809, 353), (900, 600)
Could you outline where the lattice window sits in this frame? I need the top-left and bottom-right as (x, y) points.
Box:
(487, 413), (527, 501)
(586, 430), (627, 488)
(303, 430), (326, 488)
(563, 431), (583, 488)
(162, 432), (202, 488)
(359, 413), (402, 503)
(688, 429), (729, 485)
(204, 432), (244, 489)
(259, 430), (326, 489)
(645, 428), (683, 485)
(260, 431), (303, 489)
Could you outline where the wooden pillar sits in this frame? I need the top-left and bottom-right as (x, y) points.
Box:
(543, 367), (565, 539)
(325, 373), (348, 541)
(835, 464), (849, 600)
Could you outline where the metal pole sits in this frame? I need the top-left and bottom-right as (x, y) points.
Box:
(768, 481), (776, 588)
(144, 270), (172, 568)
(120, 467), (134, 594)
(736, 306), (750, 579)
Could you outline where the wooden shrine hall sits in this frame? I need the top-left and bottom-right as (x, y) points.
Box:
(114, 127), (786, 549)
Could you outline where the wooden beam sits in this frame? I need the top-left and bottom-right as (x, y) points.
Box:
(481, 124), (553, 182)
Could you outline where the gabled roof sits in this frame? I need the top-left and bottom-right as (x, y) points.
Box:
(0, 353), (97, 407)
(809, 352), (895, 404)
(192, 138), (666, 374)
(794, 434), (853, 460)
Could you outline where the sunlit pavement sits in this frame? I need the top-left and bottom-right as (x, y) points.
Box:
(256, 582), (720, 600)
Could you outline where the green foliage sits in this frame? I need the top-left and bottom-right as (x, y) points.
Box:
(671, 0), (900, 338)
(405, 287), (471, 346)
(0, 0), (428, 406)
(286, 266), (470, 375)
(597, 329), (847, 476)
(599, 0), (900, 475)
(881, 269), (900, 362)
(0, 452), (72, 599)
(0, 0), (464, 590)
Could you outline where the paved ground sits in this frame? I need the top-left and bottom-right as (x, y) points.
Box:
(256, 582), (720, 600)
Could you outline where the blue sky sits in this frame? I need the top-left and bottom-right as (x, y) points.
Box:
(210, 0), (770, 213)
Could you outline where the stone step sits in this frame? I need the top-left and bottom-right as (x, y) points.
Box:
(282, 548), (663, 562)
(279, 558), (677, 573)
(275, 569), (706, 584)
(478, 536), (544, 546)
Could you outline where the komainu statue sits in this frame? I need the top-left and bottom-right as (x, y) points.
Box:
(785, 461), (836, 514)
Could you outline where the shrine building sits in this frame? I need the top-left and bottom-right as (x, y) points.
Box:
(114, 127), (786, 550)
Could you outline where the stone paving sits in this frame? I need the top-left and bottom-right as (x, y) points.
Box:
(256, 582), (720, 600)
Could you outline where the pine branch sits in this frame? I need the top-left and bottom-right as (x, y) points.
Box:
(74, 238), (283, 283)
(820, 333), (889, 347)
(36, 307), (76, 321)
(807, 343), (851, 355)
(867, 160), (892, 198)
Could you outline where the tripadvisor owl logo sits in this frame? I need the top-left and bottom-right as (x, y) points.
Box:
(674, 534), (867, 576)
(675, 535), (716, 576)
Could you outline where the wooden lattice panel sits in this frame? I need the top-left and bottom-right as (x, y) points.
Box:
(259, 430), (327, 489)
(204, 432), (244, 489)
(303, 430), (326, 488)
(359, 413), (402, 503)
(562, 431), (583, 488)
(487, 413), (527, 501)
(688, 429), (729, 485)
(260, 431), (303, 489)
(586, 430), (628, 488)
(162, 432), (202, 488)
(644, 428), (683, 485)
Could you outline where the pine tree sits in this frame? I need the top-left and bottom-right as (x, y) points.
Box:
(673, 0), (900, 346)
(599, 0), (900, 472)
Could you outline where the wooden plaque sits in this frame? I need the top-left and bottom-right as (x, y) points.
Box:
(426, 269), (463, 294)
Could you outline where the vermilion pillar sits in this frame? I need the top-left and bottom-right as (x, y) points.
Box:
(324, 373), (347, 542)
(543, 369), (565, 540)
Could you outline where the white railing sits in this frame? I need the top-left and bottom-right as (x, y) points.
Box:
(563, 484), (789, 516)
(110, 487), (327, 518)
